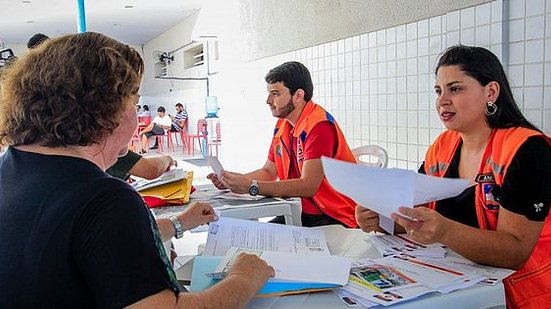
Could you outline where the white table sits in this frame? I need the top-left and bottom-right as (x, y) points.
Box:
(175, 225), (506, 308)
(151, 184), (302, 226)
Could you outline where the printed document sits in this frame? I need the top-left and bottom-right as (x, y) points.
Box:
(206, 156), (224, 176)
(215, 247), (350, 285)
(204, 217), (330, 256)
(322, 157), (470, 232)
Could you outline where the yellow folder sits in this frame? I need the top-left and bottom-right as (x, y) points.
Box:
(138, 171), (194, 204)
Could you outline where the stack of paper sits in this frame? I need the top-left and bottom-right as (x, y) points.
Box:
(335, 254), (513, 307)
(369, 234), (447, 258)
(191, 217), (351, 296)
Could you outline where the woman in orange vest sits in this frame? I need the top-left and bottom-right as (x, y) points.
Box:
(357, 45), (551, 308)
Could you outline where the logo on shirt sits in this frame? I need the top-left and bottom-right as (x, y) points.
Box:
(483, 183), (500, 211)
(275, 144), (282, 157)
(296, 140), (304, 162)
(534, 203), (544, 213)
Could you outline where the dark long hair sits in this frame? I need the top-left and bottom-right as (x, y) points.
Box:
(436, 45), (540, 132)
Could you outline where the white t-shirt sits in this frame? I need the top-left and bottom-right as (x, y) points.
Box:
(153, 115), (172, 128)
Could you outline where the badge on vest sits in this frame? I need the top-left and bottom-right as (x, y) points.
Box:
(275, 144), (283, 157)
(475, 173), (495, 183)
(483, 183), (500, 211)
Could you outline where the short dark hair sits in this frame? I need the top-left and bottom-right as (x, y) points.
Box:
(436, 45), (539, 132)
(0, 32), (144, 147)
(27, 33), (49, 49)
(143, 105), (149, 111)
(265, 61), (313, 102)
(175, 103), (183, 108)
(157, 106), (166, 113)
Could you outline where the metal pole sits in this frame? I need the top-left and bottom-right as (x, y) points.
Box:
(77, 0), (87, 33)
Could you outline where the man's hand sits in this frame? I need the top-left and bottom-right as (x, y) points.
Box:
(176, 202), (218, 230)
(220, 171), (252, 194)
(355, 206), (382, 233)
(227, 253), (275, 292)
(207, 173), (228, 190)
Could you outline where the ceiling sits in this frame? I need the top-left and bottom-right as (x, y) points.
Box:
(0, 0), (204, 46)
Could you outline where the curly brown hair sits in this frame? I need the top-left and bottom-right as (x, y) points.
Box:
(0, 32), (144, 147)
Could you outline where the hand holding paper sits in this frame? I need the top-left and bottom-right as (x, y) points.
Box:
(321, 157), (470, 233)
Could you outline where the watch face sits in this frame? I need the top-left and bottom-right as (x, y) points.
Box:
(249, 185), (259, 196)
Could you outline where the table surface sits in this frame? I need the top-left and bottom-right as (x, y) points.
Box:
(174, 225), (506, 309)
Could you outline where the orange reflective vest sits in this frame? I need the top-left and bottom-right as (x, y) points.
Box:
(424, 127), (551, 308)
(271, 101), (358, 227)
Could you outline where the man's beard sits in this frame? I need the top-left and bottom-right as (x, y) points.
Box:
(273, 98), (295, 119)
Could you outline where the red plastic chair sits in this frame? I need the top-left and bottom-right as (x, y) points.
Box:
(137, 116), (151, 134)
(208, 122), (221, 156)
(187, 119), (207, 155)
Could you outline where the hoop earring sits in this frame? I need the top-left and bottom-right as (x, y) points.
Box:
(484, 101), (498, 116)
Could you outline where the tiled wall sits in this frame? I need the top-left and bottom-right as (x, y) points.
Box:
(248, 0), (550, 170)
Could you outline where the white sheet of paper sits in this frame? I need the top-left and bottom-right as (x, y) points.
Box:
(322, 157), (470, 232)
(216, 247), (351, 285)
(206, 156), (224, 175)
(203, 217), (330, 256)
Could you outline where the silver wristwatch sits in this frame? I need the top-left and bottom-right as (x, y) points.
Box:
(169, 216), (184, 239)
(248, 180), (260, 196)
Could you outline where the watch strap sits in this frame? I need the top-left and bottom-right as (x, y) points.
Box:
(169, 216), (184, 239)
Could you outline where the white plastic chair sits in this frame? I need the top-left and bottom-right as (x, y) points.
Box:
(352, 145), (388, 168)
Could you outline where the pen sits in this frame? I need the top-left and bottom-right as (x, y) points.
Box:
(205, 271), (226, 279)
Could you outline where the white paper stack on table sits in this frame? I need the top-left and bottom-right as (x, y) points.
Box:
(321, 157), (471, 233)
(190, 217), (352, 296)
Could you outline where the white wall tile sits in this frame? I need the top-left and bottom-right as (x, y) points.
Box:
(407, 40), (417, 58)
(396, 42), (407, 59)
(543, 86), (551, 110)
(352, 36), (360, 51)
(418, 37), (429, 56)
(447, 31), (460, 46)
(525, 109), (543, 128)
(524, 87), (544, 109)
(545, 62), (551, 85)
(491, 22), (503, 44)
(548, 0), (551, 13)
(407, 22), (418, 39)
(527, 0), (545, 16)
(525, 63), (544, 86)
(359, 34), (368, 50)
(491, 0), (503, 22)
(509, 19), (525, 42)
(460, 28), (475, 45)
(418, 20), (429, 38)
(396, 25), (407, 42)
(476, 3), (491, 26)
(508, 65), (525, 87)
(447, 10), (460, 31)
(526, 16), (545, 40)
(475, 24), (491, 46)
(544, 110), (551, 134)
(525, 40), (544, 63)
(387, 44), (396, 61)
(429, 35), (443, 55)
(461, 7), (475, 29)
(377, 29), (386, 45)
(509, 0), (526, 20)
(430, 16), (442, 35)
(387, 27), (396, 44)
(509, 42), (525, 65)
(368, 32), (377, 48)
(407, 76), (418, 93)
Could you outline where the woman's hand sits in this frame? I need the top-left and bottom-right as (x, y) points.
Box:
(355, 206), (382, 232)
(391, 206), (451, 244)
(176, 202), (218, 230)
(227, 253), (275, 292)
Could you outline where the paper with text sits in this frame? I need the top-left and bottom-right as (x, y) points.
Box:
(206, 156), (224, 176)
(204, 217), (330, 256)
(216, 247), (350, 285)
(322, 157), (470, 232)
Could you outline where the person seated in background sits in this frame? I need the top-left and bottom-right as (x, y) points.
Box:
(0, 32), (274, 308)
(27, 33), (49, 49)
(208, 61), (358, 228)
(136, 104), (142, 114)
(355, 45), (551, 308)
(140, 106), (172, 153)
(170, 102), (188, 132)
(139, 104), (151, 117)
